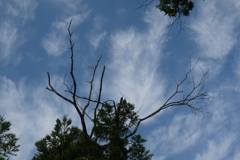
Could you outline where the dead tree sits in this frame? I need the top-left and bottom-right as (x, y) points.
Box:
(46, 20), (211, 139)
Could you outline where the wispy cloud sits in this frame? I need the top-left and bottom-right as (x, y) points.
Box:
(147, 113), (202, 156)
(42, 0), (91, 56)
(0, 0), (38, 64)
(0, 75), (80, 159)
(42, 31), (68, 57)
(88, 31), (106, 50)
(87, 15), (108, 50)
(106, 7), (170, 117)
(6, 0), (38, 21)
(194, 134), (237, 160)
(189, 0), (240, 80)
(0, 21), (24, 63)
(57, 0), (87, 13)
(190, 0), (238, 60)
(147, 80), (240, 159)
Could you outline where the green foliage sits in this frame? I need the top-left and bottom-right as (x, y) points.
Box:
(32, 115), (103, 160)
(93, 98), (152, 160)
(156, 0), (194, 17)
(94, 99), (138, 141)
(128, 135), (153, 160)
(33, 99), (153, 160)
(0, 115), (20, 160)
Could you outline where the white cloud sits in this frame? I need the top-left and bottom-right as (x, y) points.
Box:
(148, 80), (240, 159)
(42, 1), (91, 57)
(0, 0), (37, 64)
(42, 31), (67, 57)
(58, 0), (87, 13)
(52, 13), (90, 31)
(87, 15), (108, 50)
(147, 114), (202, 156)
(0, 75), (79, 159)
(106, 7), (170, 117)
(6, 4), (18, 17)
(7, 0), (38, 21)
(232, 149), (240, 160)
(0, 22), (18, 59)
(190, 0), (238, 60)
(88, 31), (106, 50)
(0, 21), (23, 64)
(195, 134), (237, 160)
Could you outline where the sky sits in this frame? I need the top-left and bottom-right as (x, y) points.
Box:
(0, 0), (240, 159)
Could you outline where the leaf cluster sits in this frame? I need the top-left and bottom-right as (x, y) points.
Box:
(156, 0), (194, 17)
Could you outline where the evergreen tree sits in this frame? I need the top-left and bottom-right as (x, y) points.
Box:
(32, 115), (103, 160)
(33, 99), (153, 160)
(0, 115), (20, 160)
(93, 98), (152, 159)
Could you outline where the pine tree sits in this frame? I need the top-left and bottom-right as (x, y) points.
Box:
(0, 115), (20, 160)
(32, 115), (103, 160)
(33, 99), (153, 160)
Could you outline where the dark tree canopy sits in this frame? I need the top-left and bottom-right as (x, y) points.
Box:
(32, 115), (103, 160)
(33, 108), (153, 160)
(156, 0), (194, 18)
(0, 115), (20, 160)
(93, 99), (153, 160)
(137, 0), (195, 18)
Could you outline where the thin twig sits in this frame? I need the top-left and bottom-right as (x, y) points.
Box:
(124, 60), (211, 139)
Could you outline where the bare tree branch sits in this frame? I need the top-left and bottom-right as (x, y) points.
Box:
(124, 59), (211, 139)
(46, 20), (211, 144)
(46, 20), (107, 137)
(67, 20), (88, 135)
(46, 20), (88, 135)
(135, 0), (154, 10)
(90, 65), (105, 138)
(46, 72), (74, 105)
(167, 14), (187, 36)
(83, 55), (103, 113)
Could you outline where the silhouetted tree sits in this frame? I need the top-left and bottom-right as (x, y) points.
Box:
(0, 115), (20, 160)
(42, 20), (210, 159)
(33, 112), (152, 160)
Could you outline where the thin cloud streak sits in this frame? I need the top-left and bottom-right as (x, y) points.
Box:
(147, 113), (202, 156)
(0, 0), (37, 64)
(106, 7), (170, 117)
(6, 0), (38, 21)
(0, 22), (19, 61)
(0, 75), (76, 159)
(146, 78), (240, 159)
(194, 134), (237, 160)
(189, 0), (239, 80)
(42, 1), (91, 56)
(88, 31), (106, 50)
(190, 0), (237, 60)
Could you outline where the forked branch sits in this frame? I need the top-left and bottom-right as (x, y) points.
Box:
(125, 59), (211, 139)
(46, 20), (210, 142)
(46, 20), (105, 136)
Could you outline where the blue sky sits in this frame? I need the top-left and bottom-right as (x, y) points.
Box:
(1, 0), (240, 159)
